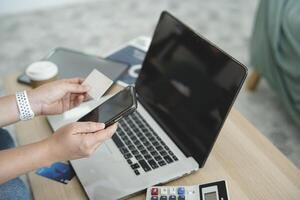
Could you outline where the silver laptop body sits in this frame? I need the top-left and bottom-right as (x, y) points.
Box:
(48, 11), (247, 200)
(71, 102), (199, 199)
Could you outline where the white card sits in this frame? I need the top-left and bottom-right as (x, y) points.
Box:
(82, 69), (113, 100)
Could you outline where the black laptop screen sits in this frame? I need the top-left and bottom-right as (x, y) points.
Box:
(135, 12), (247, 166)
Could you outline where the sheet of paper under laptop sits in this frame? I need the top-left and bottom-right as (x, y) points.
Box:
(82, 69), (113, 100)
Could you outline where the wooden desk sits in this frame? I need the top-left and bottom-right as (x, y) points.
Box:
(4, 72), (300, 200)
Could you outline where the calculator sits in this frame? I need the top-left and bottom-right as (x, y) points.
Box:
(146, 180), (229, 200)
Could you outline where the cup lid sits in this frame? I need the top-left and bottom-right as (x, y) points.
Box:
(26, 61), (58, 81)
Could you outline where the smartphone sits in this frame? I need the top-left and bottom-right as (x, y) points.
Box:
(78, 86), (137, 127)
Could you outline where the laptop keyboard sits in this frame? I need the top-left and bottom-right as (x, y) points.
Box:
(112, 111), (178, 176)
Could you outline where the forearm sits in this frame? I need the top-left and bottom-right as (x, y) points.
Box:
(0, 140), (56, 184)
(0, 95), (20, 127)
(0, 92), (40, 127)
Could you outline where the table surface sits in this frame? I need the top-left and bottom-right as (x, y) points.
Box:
(4, 73), (300, 200)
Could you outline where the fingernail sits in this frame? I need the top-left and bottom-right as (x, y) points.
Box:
(98, 123), (105, 129)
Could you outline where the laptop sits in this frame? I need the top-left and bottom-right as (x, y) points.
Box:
(58, 11), (247, 199)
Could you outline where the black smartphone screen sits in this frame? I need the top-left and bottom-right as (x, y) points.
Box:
(78, 87), (136, 126)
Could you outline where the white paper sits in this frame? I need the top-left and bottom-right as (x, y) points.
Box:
(82, 69), (113, 100)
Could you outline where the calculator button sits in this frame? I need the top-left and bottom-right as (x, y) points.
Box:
(177, 187), (185, 195)
(169, 195), (176, 200)
(151, 188), (159, 195)
(151, 196), (159, 200)
(160, 196), (167, 200)
(178, 195), (185, 200)
(160, 187), (168, 195)
(187, 189), (195, 195)
(169, 187), (176, 195)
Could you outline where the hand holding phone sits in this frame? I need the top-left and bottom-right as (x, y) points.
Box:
(78, 86), (137, 127)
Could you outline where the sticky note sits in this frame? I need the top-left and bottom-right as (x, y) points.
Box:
(82, 69), (113, 100)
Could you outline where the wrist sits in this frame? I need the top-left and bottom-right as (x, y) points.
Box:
(26, 90), (42, 116)
(39, 139), (60, 167)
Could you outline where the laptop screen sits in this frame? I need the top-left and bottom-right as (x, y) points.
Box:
(135, 11), (247, 166)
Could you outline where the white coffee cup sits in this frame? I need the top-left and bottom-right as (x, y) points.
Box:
(26, 61), (58, 88)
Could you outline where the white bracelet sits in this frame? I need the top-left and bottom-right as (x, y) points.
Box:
(15, 91), (35, 121)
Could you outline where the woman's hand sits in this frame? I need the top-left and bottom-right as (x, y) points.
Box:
(27, 78), (90, 116)
(44, 122), (118, 163)
(0, 122), (118, 183)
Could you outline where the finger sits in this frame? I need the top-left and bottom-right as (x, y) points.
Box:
(64, 83), (90, 94)
(70, 93), (83, 103)
(76, 92), (91, 102)
(70, 93), (77, 102)
(68, 94), (85, 110)
(72, 122), (105, 134)
(62, 93), (70, 111)
(92, 123), (118, 143)
(84, 93), (92, 101)
(69, 96), (77, 109)
(64, 77), (84, 84)
(73, 95), (84, 107)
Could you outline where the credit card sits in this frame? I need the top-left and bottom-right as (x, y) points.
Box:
(82, 69), (113, 100)
(36, 162), (75, 184)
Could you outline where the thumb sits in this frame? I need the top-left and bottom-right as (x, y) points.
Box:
(71, 122), (105, 134)
(91, 123), (118, 144)
(64, 82), (90, 94)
